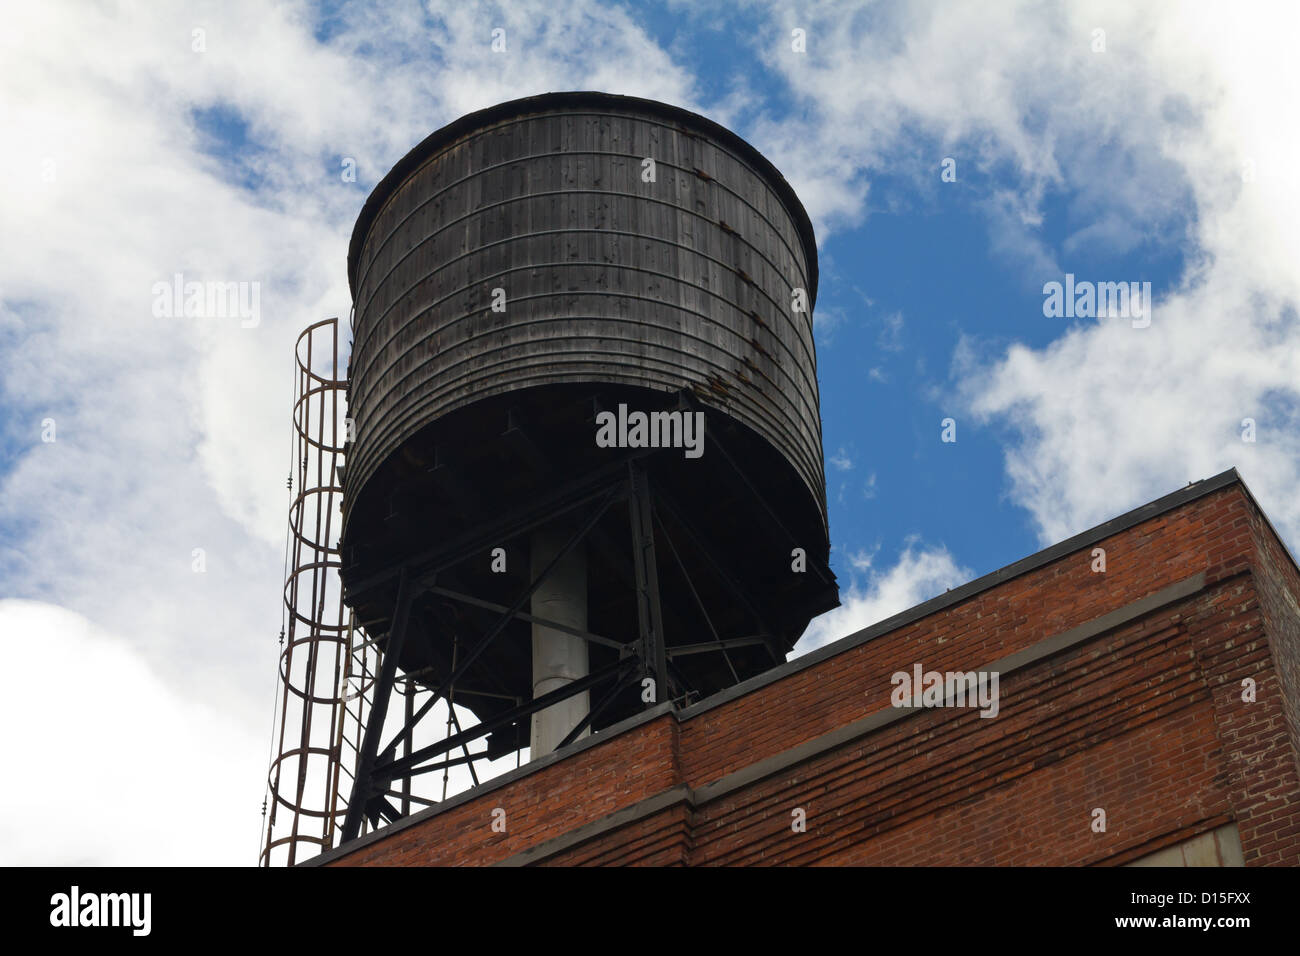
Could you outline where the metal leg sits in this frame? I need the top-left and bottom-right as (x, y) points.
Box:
(376, 484), (619, 762)
(341, 569), (415, 842)
(628, 461), (668, 704)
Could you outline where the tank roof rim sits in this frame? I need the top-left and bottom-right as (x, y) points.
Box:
(346, 90), (819, 305)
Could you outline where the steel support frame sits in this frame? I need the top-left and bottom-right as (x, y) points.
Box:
(340, 569), (415, 840)
(336, 428), (815, 845)
(627, 460), (669, 702)
(652, 481), (788, 664)
(339, 460), (673, 842)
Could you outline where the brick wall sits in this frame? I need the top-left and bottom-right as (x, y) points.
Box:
(328, 707), (681, 866)
(320, 476), (1300, 867)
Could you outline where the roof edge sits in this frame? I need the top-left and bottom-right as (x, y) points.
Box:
(309, 466), (1299, 866)
(298, 701), (676, 867)
(677, 467), (1260, 720)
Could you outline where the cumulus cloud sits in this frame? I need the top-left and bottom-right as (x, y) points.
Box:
(0, 0), (701, 864)
(5, 0), (1297, 866)
(741, 0), (1300, 549)
(794, 542), (970, 656)
(958, 3), (1300, 544)
(0, 601), (266, 865)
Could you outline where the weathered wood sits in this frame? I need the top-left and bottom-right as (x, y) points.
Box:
(344, 93), (827, 532)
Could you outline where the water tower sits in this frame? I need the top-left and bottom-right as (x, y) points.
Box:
(324, 92), (836, 845)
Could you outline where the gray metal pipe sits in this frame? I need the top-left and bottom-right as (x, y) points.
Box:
(530, 527), (589, 757)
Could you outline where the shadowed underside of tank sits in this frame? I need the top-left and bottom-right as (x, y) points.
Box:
(339, 92), (837, 744)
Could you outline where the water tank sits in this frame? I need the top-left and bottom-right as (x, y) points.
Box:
(339, 92), (837, 758)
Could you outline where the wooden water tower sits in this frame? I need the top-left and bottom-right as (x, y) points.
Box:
(335, 91), (838, 842)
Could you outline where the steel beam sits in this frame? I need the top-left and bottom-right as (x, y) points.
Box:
(627, 461), (668, 703)
(341, 569), (416, 842)
(375, 487), (619, 762)
(652, 484), (785, 663)
(344, 454), (643, 603)
(375, 658), (627, 780)
(427, 584), (624, 650)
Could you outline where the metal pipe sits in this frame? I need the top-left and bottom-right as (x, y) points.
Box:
(530, 526), (589, 757)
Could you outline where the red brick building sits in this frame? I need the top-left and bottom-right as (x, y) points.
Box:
(310, 468), (1300, 866)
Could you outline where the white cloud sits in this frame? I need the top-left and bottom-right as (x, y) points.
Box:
(813, 302), (850, 335)
(0, 600), (266, 865)
(793, 542), (970, 656)
(0, 0), (703, 865)
(7, 0), (1298, 866)
(741, 0), (1300, 549)
(877, 311), (904, 352)
(955, 2), (1300, 545)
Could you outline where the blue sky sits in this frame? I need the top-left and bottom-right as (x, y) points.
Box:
(1, 0), (1297, 864)
(175, 0), (1201, 590)
(815, 152), (1191, 581)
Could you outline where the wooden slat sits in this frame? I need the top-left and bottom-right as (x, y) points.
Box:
(347, 99), (826, 531)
